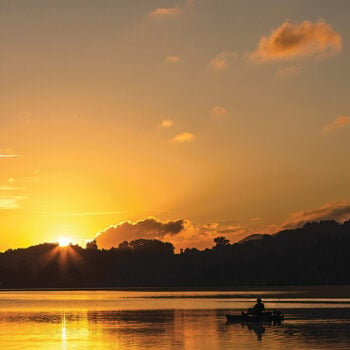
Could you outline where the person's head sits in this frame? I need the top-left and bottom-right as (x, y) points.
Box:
(256, 298), (262, 303)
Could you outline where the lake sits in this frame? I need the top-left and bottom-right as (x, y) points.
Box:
(0, 287), (350, 349)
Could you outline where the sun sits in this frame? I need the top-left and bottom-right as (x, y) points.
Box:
(57, 237), (72, 247)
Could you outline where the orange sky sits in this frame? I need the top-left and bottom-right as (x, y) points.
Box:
(1, 0), (350, 250)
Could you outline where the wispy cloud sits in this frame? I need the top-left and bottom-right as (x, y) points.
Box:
(211, 105), (229, 117)
(165, 56), (181, 63)
(0, 196), (25, 210)
(323, 115), (350, 133)
(160, 119), (174, 128)
(210, 51), (237, 71)
(0, 177), (25, 210)
(171, 132), (196, 143)
(150, 7), (182, 18)
(280, 201), (350, 230)
(251, 19), (342, 62)
(149, 0), (196, 18)
(0, 186), (21, 191)
(0, 148), (18, 158)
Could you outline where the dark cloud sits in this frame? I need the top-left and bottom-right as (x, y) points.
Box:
(95, 218), (186, 249)
(281, 202), (350, 230)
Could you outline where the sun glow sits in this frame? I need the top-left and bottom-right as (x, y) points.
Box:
(57, 237), (72, 247)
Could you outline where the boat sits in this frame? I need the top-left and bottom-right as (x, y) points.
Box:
(226, 311), (284, 324)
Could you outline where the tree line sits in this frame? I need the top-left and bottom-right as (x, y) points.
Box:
(1, 220), (350, 288)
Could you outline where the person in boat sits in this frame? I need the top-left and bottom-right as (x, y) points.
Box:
(252, 298), (265, 318)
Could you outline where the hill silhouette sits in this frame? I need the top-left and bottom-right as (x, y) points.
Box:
(0, 220), (350, 288)
(237, 233), (269, 243)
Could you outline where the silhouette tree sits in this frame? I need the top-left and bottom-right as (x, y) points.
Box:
(0, 221), (349, 288)
(86, 240), (98, 250)
(214, 236), (230, 248)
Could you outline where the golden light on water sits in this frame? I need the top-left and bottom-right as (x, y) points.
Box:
(61, 312), (67, 350)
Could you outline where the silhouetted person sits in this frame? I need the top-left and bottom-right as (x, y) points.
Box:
(252, 298), (265, 318)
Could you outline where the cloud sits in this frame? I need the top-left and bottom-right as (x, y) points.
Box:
(171, 132), (196, 143)
(95, 218), (187, 249)
(165, 222), (255, 250)
(276, 65), (303, 78)
(210, 51), (237, 71)
(150, 7), (182, 17)
(0, 178), (25, 210)
(94, 217), (255, 251)
(323, 115), (350, 133)
(0, 148), (18, 158)
(160, 119), (174, 128)
(149, 0), (196, 18)
(92, 201), (350, 251)
(0, 196), (25, 210)
(211, 105), (229, 117)
(281, 201), (350, 230)
(251, 19), (342, 62)
(169, 202), (350, 248)
(165, 56), (180, 63)
(0, 186), (21, 191)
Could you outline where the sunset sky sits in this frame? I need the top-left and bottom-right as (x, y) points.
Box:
(1, 0), (350, 250)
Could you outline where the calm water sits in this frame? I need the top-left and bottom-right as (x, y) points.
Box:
(0, 288), (350, 349)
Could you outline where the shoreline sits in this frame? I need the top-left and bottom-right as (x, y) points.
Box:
(0, 285), (350, 298)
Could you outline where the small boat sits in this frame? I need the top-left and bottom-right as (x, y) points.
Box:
(226, 311), (284, 324)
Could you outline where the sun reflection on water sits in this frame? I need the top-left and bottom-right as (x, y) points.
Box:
(61, 312), (66, 350)
(0, 291), (348, 349)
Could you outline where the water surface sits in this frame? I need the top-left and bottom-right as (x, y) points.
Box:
(0, 288), (350, 349)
